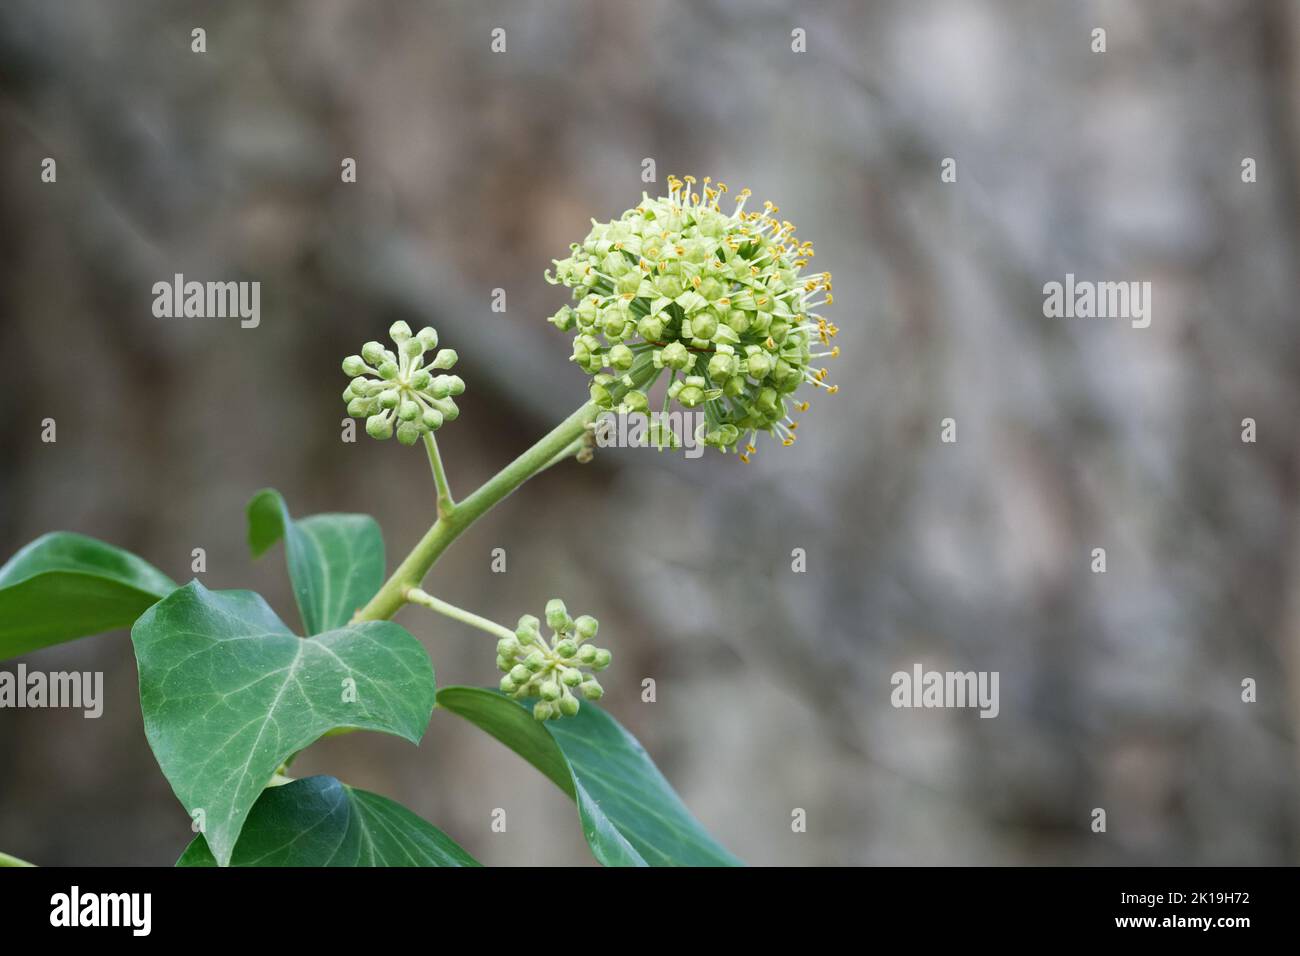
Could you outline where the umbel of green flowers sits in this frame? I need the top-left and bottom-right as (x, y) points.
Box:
(545, 175), (839, 461)
(341, 322), (465, 445)
(496, 600), (610, 721)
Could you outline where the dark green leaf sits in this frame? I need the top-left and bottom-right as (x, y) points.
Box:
(246, 488), (384, 635)
(0, 532), (176, 660)
(177, 776), (478, 867)
(133, 581), (435, 867)
(437, 687), (741, 867)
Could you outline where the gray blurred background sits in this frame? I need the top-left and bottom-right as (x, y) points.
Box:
(2, 0), (1299, 866)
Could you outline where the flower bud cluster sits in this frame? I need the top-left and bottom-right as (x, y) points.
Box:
(341, 322), (465, 446)
(545, 176), (839, 461)
(496, 599), (610, 721)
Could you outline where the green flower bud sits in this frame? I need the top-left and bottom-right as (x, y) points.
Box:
(510, 664), (531, 684)
(495, 655), (512, 672)
(661, 341), (690, 371)
(539, 681), (561, 702)
(516, 615), (541, 643)
(417, 326), (438, 350)
(431, 349), (458, 370)
(342, 355), (367, 376)
(549, 305), (575, 331)
(389, 321), (413, 343)
(410, 369), (432, 390)
(554, 639), (578, 659)
(402, 338), (424, 359)
(726, 309), (751, 335)
(396, 421), (421, 445)
(592, 648), (611, 670)
(437, 398), (459, 422)
(558, 694), (581, 717)
(545, 599), (571, 633)
(533, 701), (555, 721)
(581, 679), (604, 701)
(637, 314), (666, 341)
(347, 397), (377, 417)
(398, 400), (419, 422)
(574, 615), (599, 641)
(692, 311), (719, 340)
(524, 650), (546, 672)
(366, 415), (394, 440)
(497, 637), (520, 659)
(561, 667), (583, 687)
(379, 389), (400, 409)
(678, 385), (705, 407)
(746, 351), (774, 380)
(421, 408), (444, 430)
(361, 341), (386, 365)
(621, 390), (650, 414)
(500, 675), (517, 694)
(577, 644), (598, 664)
(378, 361), (400, 380)
(608, 343), (635, 370)
(445, 375), (466, 396)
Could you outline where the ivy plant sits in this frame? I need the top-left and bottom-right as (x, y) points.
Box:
(0, 177), (837, 867)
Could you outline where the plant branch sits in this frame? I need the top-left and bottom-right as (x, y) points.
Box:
(423, 431), (455, 515)
(354, 400), (600, 622)
(406, 587), (515, 641)
(353, 362), (660, 624)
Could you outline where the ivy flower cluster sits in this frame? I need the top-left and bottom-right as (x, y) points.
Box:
(341, 322), (465, 445)
(496, 600), (610, 720)
(545, 175), (839, 461)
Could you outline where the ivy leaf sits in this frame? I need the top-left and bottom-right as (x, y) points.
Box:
(0, 532), (176, 661)
(176, 776), (479, 867)
(246, 488), (384, 635)
(436, 687), (742, 867)
(132, 581), (435, 867)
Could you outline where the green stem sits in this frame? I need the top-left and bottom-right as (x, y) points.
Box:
(354, 400), (603, 622)
(540, 432), (590, 473)
(423, 431), (455, 515)
(0, 850), (35, 867)
(407, 587), (515, 641)
(354, 362), (661, 624)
